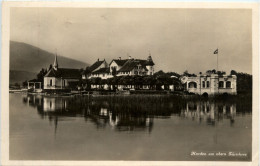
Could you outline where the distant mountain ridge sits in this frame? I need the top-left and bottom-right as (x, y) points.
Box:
(10, 41), (89, 85)
(10, 41), (89, 73)
(9, 70), (37, 84)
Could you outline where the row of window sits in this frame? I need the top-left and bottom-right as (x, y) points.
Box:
(134, 66), (142, 69)
(188, 81), (232, 88)
(92, 72), (130, 77)
(202, 81), (210, 88)
(93, 71), (152, 76)
(219, 81), (231, 88)
(48, 79), (66, 86)
(189, 81), (210, 88)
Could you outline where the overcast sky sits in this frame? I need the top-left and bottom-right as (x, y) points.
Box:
(10, 8), (252, 74)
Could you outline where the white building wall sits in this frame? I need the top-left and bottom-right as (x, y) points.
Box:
(146, 65), (154, 75)
(44, 77), (79, 89)
(186, 74), (237, 95)
(44, 77), (56, 89)
(117, 71), (131, 76)
(89, 73), (113, 79)
(110, 61), (122, 72)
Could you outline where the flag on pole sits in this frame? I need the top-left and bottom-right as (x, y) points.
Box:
(214, 49), (218, 54)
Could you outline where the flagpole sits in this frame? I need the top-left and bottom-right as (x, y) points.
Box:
(213, 48), (219, 73)
(217, 51), (218, 72)
(213, 48), (220, 93)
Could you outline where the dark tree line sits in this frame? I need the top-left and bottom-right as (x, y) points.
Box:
(230, 70), (252, 94)
(78, 70), (183, 90)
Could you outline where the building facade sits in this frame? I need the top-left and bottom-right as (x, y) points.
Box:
(183, 73), (237, 95)
(44, 55), (81, 90)
(82, 55), (155, 80)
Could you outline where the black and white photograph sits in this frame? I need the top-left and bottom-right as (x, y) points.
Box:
(1, 2), (259, 166)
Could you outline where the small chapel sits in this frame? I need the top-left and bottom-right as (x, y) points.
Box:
(43, 55), (81, 90)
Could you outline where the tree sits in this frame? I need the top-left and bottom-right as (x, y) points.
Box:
(183, 70), (196, 77)
(153, 70), (165, 78)
(68, 81), (79, 90)
(36, 68), (48, 88)
(91, 77), (102, 85)
(133, 75), (144, 89)
(230, 70), (237, 75)
(206, 70), (213, 75)
(111, 67), (117, 77)
(100, 79), (107, 89)
(236, 72), (252, 94)
(216, 71), (226, 76)
(143, 76), (156, 89)
(14, 82), (20, 88)
(22, 80), (28, 88)
(166, 72), (180, 78)
(79, 68), (84, 74)
(37, 68), (47, 80)
(81, 79), (91, 90)
(84, 67), (92, 78)
(205, 69), (225, 76)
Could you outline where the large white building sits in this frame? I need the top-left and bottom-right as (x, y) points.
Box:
(182, 73), (237, 95)
(82, 55), (155, 80)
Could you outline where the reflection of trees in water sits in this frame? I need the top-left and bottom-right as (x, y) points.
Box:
(22, 94), (251, 134)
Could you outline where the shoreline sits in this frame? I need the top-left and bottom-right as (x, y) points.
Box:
(9, 89), (251, 100)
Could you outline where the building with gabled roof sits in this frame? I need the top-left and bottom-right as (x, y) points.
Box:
(109, 59), (128, 66)
(83, 55), (155, 80)
(88, 58), (108, 72)
(82, 58), (108, 79)
(44, 55), (81, 90)
(90, 67), (111, 79)
(117, 59), (148, 76)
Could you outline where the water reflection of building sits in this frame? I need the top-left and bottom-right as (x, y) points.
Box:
(181, 101), (236, 125)
(84, 104), (154, 133)
(43, 97), (67, 112)
(22, 94), (238, 136)
(22, 95), (154, 133)
(23, 94), (43, 107)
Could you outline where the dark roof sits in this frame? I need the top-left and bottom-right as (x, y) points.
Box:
(45, 68), (81, 79)
(146, 55), (155, 66)
(28, 79), (41, 82)
(135, 59), (148, 66)
(92, 67), (110, 74)
(118, 59), (148, 72)
(110, 59), (128, 66)
(88, 60), (105, 72)
(146, 60), (155, 66)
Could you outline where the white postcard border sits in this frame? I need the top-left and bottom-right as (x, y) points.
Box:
(1, 2), (259, 166)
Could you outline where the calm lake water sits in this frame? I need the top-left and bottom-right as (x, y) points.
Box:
(9, 93), (252, 161)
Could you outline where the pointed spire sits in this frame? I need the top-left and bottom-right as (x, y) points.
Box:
(53, 54), (58, 70)
(147, 51), (154, 66)
(147, 51), (153, 61)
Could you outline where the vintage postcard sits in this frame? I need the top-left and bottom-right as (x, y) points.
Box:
(1, 1), (259, 166)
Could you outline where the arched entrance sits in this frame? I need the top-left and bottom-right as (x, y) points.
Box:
(188, 82), (197, 88)
(202, 92), (208, 98)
